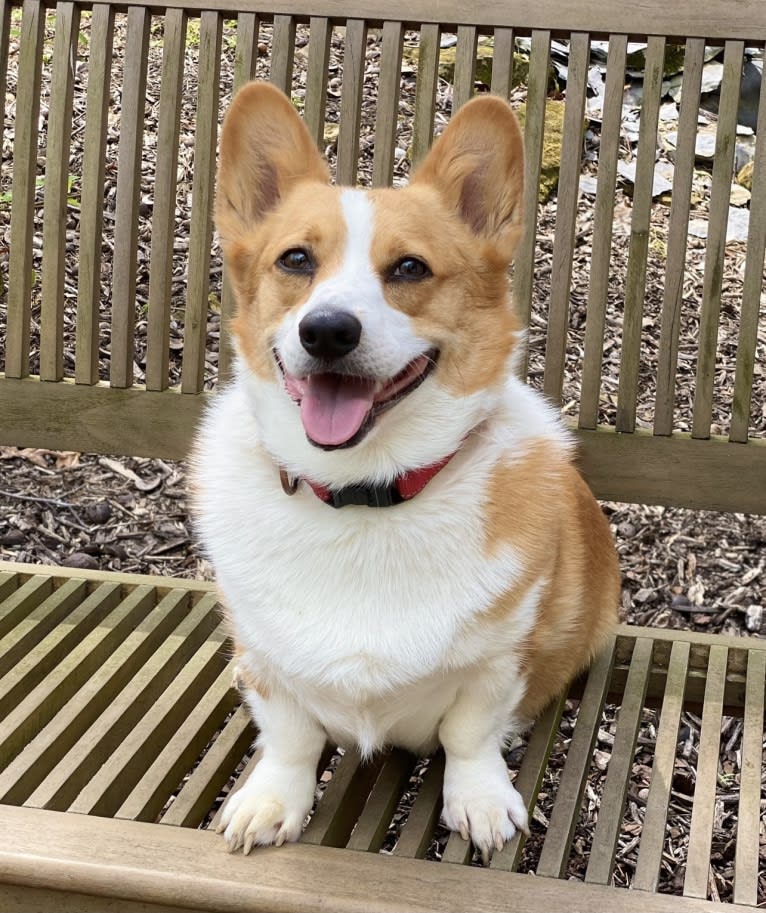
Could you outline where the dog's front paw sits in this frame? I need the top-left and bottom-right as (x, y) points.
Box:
(441, 756), (529, 863)
(218, 760), (315, 854)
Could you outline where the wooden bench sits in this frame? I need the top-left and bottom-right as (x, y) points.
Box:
(1, 0), (764, 910)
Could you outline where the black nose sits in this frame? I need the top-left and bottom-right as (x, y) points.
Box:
(298, 309), (362, 359)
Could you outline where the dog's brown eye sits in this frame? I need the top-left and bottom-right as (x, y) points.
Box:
(277, 248), (314, 273)
(391, 256), (431, 281)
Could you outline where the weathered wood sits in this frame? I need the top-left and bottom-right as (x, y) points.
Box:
(2, 804), (755, 913)
(543, 31), (589, 405)
(301, 748), (382, 847)
(410, 22), (440, 168)
(513, 29), (550, 377)
(491, 692), (567, 872)
(632, 640), (690, 892)
(730, 59), (766, 443)
(75, 4), (115, 385)
(5, 0), (44, 379)
(692, 41), (744, 440)
(653, 38), (705, 436)
(615, 36), (664, 433)
(335, 18), (367, 185)
(181, 11), (222, 394)
(578, 34), (627, 429)
(117, 662), (239, 822)
(304, 17), (332, 147)
(160, 704), (254, 827)
(536, 640), (614, 877)
(0, 574), (54, 641)
(145, 8), (188, 392)
(392, 753), (444, 859)
(371, 20), (404, 188)
(733, 650), (766, 905)
(345, 750), (414, 852)
(0, 0), (11, 162)
(489, 27), (514, 98)
(683, 645), (728, 899)
(585, 637), (653, 885)
(451, 25), (477, 113)
(270, 13), (296, 92)
(25, 597), (222, 812)
(39, 1), (80, 382)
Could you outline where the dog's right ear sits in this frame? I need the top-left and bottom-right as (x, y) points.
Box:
(215, 82), (329, 248)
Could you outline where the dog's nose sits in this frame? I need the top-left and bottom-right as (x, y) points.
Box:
(298, 309), (362, 359)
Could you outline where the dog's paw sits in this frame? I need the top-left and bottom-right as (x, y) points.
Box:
(441, 757), (529, 864)
(218, 761), (315, 854)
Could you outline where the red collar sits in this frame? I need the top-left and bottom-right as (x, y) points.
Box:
(279, 452), (456, 508)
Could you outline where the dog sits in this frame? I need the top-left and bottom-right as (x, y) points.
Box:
(192, 81), (620, 862)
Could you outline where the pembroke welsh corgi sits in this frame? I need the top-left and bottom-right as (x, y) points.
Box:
(193, 81), (620, 862)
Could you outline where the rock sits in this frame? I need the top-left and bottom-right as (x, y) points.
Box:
(0, 529), (25, 546)
(85, 501), (112, 525)
(62, 552), (100, 571)
(737, 160), (754, 191)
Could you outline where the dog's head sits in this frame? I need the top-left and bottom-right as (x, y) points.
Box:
(216, 82), (524, 485)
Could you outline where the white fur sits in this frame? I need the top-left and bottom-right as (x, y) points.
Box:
(195, 185), (575, 859)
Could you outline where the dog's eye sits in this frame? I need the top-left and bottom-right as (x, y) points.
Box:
(391, 257), (431, 281)
(277, 248), (314, 273)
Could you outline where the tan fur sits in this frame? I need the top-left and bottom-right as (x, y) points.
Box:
(482, 445), (619, 719)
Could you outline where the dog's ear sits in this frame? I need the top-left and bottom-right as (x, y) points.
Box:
(411, 96), (524, 262)
(215, 81), (329, 247)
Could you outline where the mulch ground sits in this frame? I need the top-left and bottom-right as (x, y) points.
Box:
(1, 13), (764, 901)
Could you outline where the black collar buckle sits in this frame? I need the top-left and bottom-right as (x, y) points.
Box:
(328, 482), (404, 509)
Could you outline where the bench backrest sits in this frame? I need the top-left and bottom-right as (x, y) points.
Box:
(1, 0), (764, 513)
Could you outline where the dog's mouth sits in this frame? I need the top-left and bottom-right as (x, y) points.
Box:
(276, 350), (439, 450)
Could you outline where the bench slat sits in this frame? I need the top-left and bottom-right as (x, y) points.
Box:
(304, 17), (332, 147)
(161, 703), (254, 827)
(0, 583), (129, 768)
(615, 35), (664, 433)
(270, 13), (296, 93)
(110, 6), (151, 389)
(68, 635), (228, 817)
(346, 749), (414, 852)
(182, 10), (223, 395)
(489, 27), (514, 99)
(536, 637), (614, 877)
(543, 30), (589, 406)
(39, 1), (80, 382)
(117, 660), (239, 822)
(491, 690), (567, 872)
(392, 752), (444, 859)
(633, 640), (690, 892)
(452, 25), (477, 113)
(145, 8), (188, 393)
(730, 66), (766, 443)
(371, 20), (404, 188)
(733, 649), (766, 906)
(692, 41), (744, 440)
(218, 11), (261, 384)
(653, 38), (705, 436)
(0, 572), (20, 603)
(585, 636), (653, 885)
(579, 34), (627, 429)
(27, 601), (222, 813)
(514, 29), (550, 378)
(410, 22), (440, 168)
(0, 577), (87, 675)
(301, 748), (382, 847)
(0, 0), (11, 163)
(6, 0), (44, 380)
(0, 574), (54, 641)
(683, 645), (728, 899)
(336, 18), (367, 185)
(2, 589), (195, 808)
(75, 4), (115, 385)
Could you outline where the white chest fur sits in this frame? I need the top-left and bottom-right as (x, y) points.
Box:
(194, 378), (564, 751)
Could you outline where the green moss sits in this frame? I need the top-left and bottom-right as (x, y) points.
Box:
(516, 100), (567, 203)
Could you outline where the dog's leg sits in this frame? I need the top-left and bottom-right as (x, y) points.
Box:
(219, 686), (326, 853)
(438, 676), (530, 863)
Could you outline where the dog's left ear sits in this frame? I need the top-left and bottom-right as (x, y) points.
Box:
(411, 96), (524, 262)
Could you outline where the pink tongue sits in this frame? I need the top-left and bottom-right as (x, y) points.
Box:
(300, 374), (376, 446)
